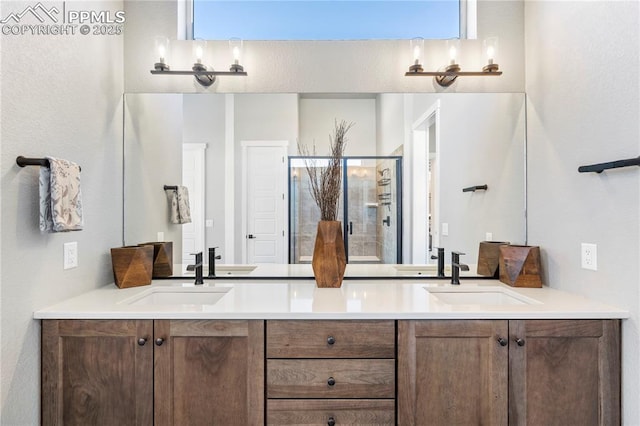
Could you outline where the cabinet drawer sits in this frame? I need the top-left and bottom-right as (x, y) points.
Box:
(267, 320), (395, 358)
(267, 359), (395, 398)
(267, 399), (395, 425)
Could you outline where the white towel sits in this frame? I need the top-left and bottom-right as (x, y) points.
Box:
(166, 186), (192, 224)
(39, 157), (83, 232)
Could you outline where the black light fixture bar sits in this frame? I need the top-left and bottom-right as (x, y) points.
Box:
(150, 70), (247, 76)
(405, 71), (502, 77)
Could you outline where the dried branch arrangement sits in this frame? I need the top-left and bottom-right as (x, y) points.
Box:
(298, 120), (354, 221)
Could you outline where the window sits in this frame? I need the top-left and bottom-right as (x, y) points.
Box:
(192, 1), (461, 40)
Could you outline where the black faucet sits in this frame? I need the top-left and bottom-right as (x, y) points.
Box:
(451, 251), (469, 285)
(208, 247), (222, 278)
(436, 247), (445, 278)
(191, 252), (204, 285)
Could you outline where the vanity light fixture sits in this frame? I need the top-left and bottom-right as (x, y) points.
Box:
(405, 37), (502, 87)
(150, 37), (248, 87)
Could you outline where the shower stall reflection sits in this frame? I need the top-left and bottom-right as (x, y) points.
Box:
(289, 156), (402, 264)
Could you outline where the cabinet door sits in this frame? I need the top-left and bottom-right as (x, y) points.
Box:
(154, 320), (264, 426)
(398, 320), (509, 426)
(509, 319), (620, 426)
(42, 319), (153, 426)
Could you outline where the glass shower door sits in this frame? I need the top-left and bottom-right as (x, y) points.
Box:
(344, 157), (402, 264)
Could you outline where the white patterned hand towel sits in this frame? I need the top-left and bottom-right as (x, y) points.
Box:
(39, 157), (83, 232)
(166, 186), (192, 224)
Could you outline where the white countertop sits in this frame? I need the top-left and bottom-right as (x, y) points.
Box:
(33, 278), (629, 320)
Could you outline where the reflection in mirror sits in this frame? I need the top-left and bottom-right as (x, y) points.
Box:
(124, 93), (526, 278)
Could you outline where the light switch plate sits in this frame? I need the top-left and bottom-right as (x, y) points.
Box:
(486, 232), (493, 241)
(157, 232), (164, 241)
(205, 219), (213, 228)
(64, 242), (78, 270)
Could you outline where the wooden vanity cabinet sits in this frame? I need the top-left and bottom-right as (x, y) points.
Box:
(42, 319), (264, 426)
(266, 320), (396, 425)
(42, 320), (153, 426)
(398, 319), (621, 426)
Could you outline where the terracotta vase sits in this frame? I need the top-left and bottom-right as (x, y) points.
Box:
(312, 221), (347, 288)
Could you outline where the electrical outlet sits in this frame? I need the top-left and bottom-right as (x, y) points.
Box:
(157, 232), (164, 241)
(205, 219), (214, 228)
(64, 242), (78, 270)
(581, 243), (597, 271)
(486, 232), (493, 241)
(442, 223), (449, 236)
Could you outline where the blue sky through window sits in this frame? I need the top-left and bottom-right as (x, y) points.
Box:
(194, 1), (460, 40)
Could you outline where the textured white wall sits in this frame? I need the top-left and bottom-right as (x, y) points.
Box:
(299, 97), (377, 156)
(0, 1), (124, 424)
(525, 1), (640, 423)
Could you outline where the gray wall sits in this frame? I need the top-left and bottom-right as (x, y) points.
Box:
(0, 1), (124, 423)
(525, 1), (640, 423)
(124, 94), (183, 258)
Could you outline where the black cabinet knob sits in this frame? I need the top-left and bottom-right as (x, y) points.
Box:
(497, 337), (508, 347)
(327, 377), (336, 386)
(137, 337), (148, 346)
(327, 336), (336, 345)
(155, 338), (165, 346)
(515, 338), (525, 347)
(328, 416), (336, 426)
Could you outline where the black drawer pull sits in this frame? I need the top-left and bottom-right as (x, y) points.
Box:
(327, 377), (336, 386)
(328, 416), (336, 426)
(516, 338), (525, 347)
(155, 338), (165, 346)
(497, 337), (508, 347)
(137, 337), (148, 346)
(327, 336), (336, 345)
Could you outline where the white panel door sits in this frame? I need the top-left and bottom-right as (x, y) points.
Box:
(182, 144), (206, 270)
(245, 144), (287, 263)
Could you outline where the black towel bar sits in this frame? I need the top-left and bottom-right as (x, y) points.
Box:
(578, 156), (640, 173)
(462, 184), (488, 193)
(16, 156), (81, 171)
(163, 185), (178, 191)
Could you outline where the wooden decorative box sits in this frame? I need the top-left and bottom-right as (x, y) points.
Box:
(499, 245), (543, 288)
(477, 241), (509, 278)
(140, 241), (173, 277)
(110, 245), (153, 288)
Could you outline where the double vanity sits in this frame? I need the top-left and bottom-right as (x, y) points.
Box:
(36, 278), (626, 425)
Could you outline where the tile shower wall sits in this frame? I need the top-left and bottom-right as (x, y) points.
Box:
(376, 149), (402, 264)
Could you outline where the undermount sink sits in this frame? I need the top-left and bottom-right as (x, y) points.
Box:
(426, 287), (540, 306)
(122, 286), (232, 306)
(394, 265), (443, 275)
(210, 265), (257, 275)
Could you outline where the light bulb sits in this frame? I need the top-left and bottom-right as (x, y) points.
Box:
(486, 46), (495, 63)
(193, 39), (207, 65)
(409, 37), (424, 71)
(483, 37), (499, 66)
(229, 38), (243, 65)
(446, 39), (460, 66)
(155, 36), (169, 64)
(413, 45), (421, 64)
